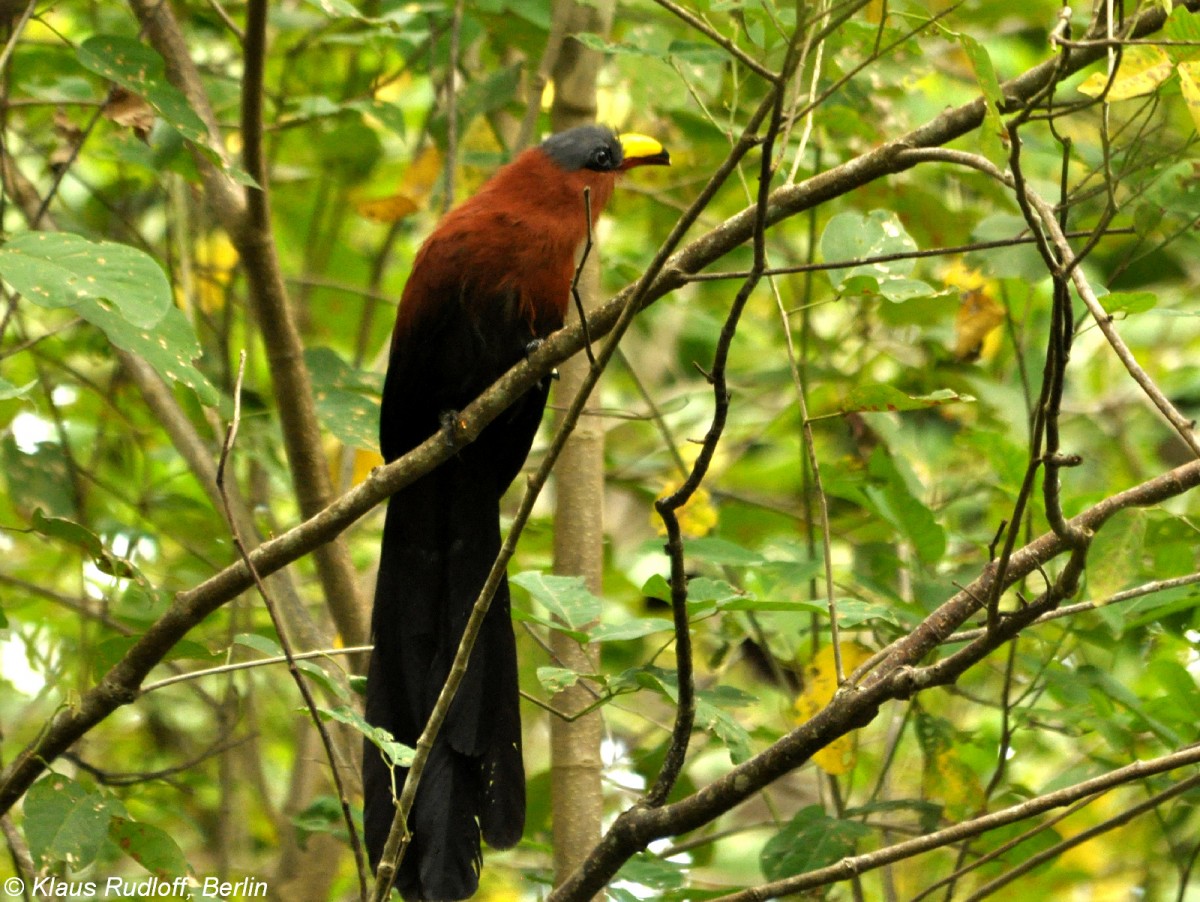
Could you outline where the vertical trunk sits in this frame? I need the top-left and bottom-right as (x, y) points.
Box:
(548, 1), (615, 896)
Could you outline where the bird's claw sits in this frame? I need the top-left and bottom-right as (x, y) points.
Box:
(524, 338), (544, 359)
(439, 409), (468, 448)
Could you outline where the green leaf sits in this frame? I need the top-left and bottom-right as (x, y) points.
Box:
(641, 573), (672, 602)
(292, 795), (345, 840)
(24, 775), (117, 869)
(3, 437), (77, 517)
(74, 300), (219, 405)
(614, 852), (686, 891)
(575, 33), (660, 58)
(537, 666), (581, 693)
(820, 210), (920, 293)
(862, 447), (946, 564)
(958, 34), (1007, 164)
(92, 637), (211, 680)
(837, 385), (973, 415)
(511, 572), (601, 630)
(685, 536), (765, 567)
(587, 618), (675, 642)
(0, 232), (170, 327)
(685, 576), (747, 608)
(76, 36), (256, 185)
(303, 0), (363, 16)
(0, 375), (35, 399)
(110, 818), (190, 879)
(637, 667), (755, 763)
(234, 633), (284, 657)
(297, 658), (350, 700)
(760, 805), (870, 880)
(306, 347), (381, 450)
(31, 509), (139, 579)
(1100, 290), (1158, 315)
(319, 705), (413, 767)
(834, 599), (900, 627)
(666, 40), (728, 64)
(1088, 509), (1147, 601)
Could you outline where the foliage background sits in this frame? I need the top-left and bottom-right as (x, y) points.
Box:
(1, 0), (1200, 900)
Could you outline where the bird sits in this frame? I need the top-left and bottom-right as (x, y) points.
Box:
(364, 123), (670, 901)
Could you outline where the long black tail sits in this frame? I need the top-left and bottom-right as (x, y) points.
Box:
(363, 455), (524, 901)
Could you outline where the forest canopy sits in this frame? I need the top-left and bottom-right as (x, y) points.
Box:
(2, 1), (1200, 900)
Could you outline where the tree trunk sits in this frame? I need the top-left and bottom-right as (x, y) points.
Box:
(548, 1), (615, 897)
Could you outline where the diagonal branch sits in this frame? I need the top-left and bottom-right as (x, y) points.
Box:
(711, 744), (1200, 902)
(544, 458), (1200, 902)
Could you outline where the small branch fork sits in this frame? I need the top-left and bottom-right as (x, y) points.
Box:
(893, 142), (1200, 636)
(215, 353), (368, 902)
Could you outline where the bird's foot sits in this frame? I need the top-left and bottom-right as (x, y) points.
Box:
(439, 409), (469, 449)
(525, 337), (560, 382)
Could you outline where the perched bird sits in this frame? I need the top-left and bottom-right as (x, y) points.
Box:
(364, 124), (669, 901)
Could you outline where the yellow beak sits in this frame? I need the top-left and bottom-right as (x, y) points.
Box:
(618, 133), (671, 169)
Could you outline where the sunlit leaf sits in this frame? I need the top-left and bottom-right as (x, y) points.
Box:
(320, 705), (413, 767)
(537, 666), (581, 693)
(794, 642), (873, 774)
(31, 509), (138, 579)
(1077, 46), (1173, 100)
(0, 232), (170, 327)
(512, 572), (602, 631)
(821, 209), (921, 294)
(76, 36), (256, 185)
(1176, 61), (1200, 132)
(74, 300), (219, 405)
(306, 347), (381, 450)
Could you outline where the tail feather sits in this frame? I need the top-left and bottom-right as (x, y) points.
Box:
(364, 455), (525, 901)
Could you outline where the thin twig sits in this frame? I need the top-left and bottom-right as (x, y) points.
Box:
(710, 744), (1200, 902)
(216, 352), (368, 902)
(140, 645), (372, 694)
(570, 186), (597, 366)
(962, 771), (1200, 902)
(682, 229), (1135, 282)
(895, 145), (1200, 458)
(650, 0), (779, 82)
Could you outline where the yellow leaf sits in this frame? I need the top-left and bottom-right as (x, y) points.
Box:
(953, 288), (1006, 361)
(1077, 46), (1173, 100)
(941, 259), (992, 293)
(356, 145), (444, 222)
(1178, 61), (1200, 134)
(793, 643), (873, 775)
(653, 482), (718, 538)
(400, 145), (445, 202)
(922, 747), (981, 817)
(194, 231), (239, 314)
(355, 193), (420, 223)
(351, 448), (383, 486)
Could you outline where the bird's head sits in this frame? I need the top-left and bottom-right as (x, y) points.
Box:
(540, 124), (670, 174)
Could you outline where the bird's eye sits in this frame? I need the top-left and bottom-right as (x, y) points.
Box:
(590, 147), (613, 169)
